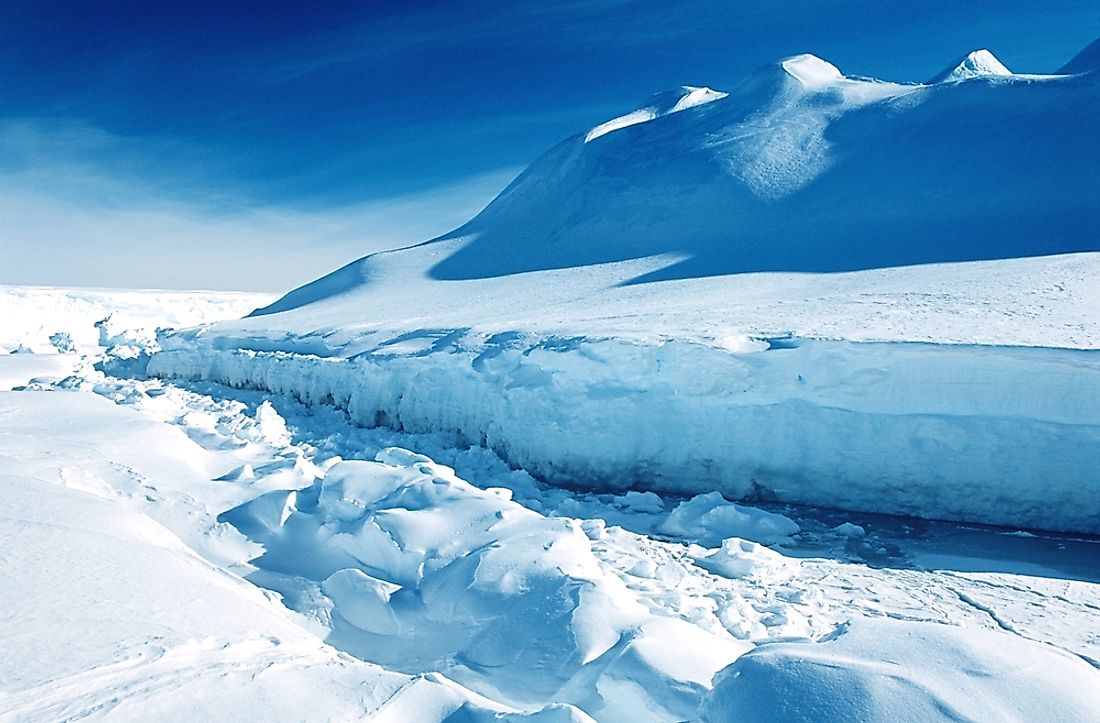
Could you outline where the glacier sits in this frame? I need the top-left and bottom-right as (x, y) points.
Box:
(149, 45), (1100, 533)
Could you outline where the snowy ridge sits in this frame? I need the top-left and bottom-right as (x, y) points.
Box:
(584, 85), (726, 142)
(153, 42), (1100, 534)
(416, 46), (1096, 283)
(778, 53), (845, 88)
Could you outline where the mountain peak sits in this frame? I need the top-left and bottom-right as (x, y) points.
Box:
(1059, 37), (1100, 74)
(930, 49), (1011, 83)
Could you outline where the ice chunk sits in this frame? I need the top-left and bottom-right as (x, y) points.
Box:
(660, 492), (799, 546)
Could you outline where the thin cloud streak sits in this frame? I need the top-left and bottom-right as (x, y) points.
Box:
(0, 121), (519, 290)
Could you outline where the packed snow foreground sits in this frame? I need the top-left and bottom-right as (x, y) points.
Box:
(2, 43), (1099, 722)
(4, 287), (1100, 722)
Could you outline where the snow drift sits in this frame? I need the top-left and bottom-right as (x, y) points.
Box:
(152, 42), (1100, 534)
(699, 618), (1100, 722)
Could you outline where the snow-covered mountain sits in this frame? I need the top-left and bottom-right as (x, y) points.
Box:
(259, 44), (1097, 315)
(152, 42), (1100, 534)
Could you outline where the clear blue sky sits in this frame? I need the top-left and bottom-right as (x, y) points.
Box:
(1, 0), (1095, 290)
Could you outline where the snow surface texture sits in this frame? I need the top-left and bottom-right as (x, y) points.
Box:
(149, 44), (1100, 534)
(5, 289), (1100, 721)
(0, 392), (593, 722)
(700, 618), (1100, 722)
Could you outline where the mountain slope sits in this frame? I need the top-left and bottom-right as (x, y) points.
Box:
(255, 45), (1098, 319)
(430, 54), (1094, 284)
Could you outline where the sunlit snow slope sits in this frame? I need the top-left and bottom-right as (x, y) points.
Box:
(258, 48), (1098, 302)
(153, 44), (1100, 534)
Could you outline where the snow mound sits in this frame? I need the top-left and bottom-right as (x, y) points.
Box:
(1059, 37), (1100, 74)
(585, 86), (726, 142)
(779, 53), (844, 88)
(699, 618), (1100, 721)
(929, 49), (1012, 83)
(695, 538), (798, 581)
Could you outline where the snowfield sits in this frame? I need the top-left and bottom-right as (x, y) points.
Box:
(3, 40), (1100, 723)
(2, 283), (1100, 717)
(1, 284), (1099, 720)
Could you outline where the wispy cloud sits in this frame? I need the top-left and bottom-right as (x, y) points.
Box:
(250, 0), (708, 89)
(0, 118), (518, 291)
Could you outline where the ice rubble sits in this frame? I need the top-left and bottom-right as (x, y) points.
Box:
(150, 41), (1100, 534)
(224, 449), (748, 721)
(0, 284), (271, 354)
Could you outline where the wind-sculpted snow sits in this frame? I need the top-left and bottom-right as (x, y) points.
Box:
(584, 85), (727, 142)
(0, 393), (590, 722)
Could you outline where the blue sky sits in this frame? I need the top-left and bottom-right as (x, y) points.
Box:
(1, 0), (1096, 290)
